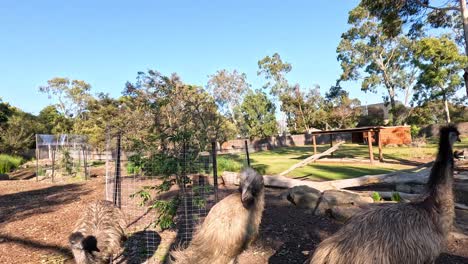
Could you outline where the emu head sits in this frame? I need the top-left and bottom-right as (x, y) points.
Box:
(239, 167), (264, 208)
(69, 232), (100, 253)
(441, 125), (461, 147)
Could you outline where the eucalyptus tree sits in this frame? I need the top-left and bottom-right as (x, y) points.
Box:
(412, 36), (468, 123)
(361, 0), (468, 97)
(337, 5), (417, 125)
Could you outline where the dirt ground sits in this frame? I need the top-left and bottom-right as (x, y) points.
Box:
(0, 174), (467, 263)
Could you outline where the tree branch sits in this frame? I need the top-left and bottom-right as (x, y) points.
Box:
(414, 0), (460, 12)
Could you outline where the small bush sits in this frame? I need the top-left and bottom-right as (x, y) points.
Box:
(372, 192), (382, 202)
(391, 192), (401, 202)
(90, 160), (105, 167)
(0, 154), (23, 174)
(217, 156), (243, 173)
(61, 149), (74, 176)
(410, 124), (421, 139)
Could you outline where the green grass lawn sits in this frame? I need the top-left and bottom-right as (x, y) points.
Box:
(218, 136), (468, 181)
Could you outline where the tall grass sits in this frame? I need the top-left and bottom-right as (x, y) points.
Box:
(217, 156), (243, 173)
(0, 154), (23, 174)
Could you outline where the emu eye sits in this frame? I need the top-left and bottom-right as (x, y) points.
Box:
(250, 188), (257, 196)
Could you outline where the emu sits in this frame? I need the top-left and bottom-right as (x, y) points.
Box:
(69, 200), (127, 264)
(307, 125), (461, 264)
(170, 167), (265, 264)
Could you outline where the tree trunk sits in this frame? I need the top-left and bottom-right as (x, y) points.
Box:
(443, 94), (451, 123)
(459, 0), (468, 97)
(228, 105), (238, 127)
(389, 92), (397, 125)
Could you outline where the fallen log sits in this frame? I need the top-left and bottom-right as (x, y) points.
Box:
(279, 141), (345, 176)
(222, 163), (433, 192)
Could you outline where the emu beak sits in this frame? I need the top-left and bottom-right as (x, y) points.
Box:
(241, 190), (254, 208)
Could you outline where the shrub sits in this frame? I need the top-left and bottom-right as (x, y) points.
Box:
(60, 149), (73, 175)
(0, 154), (23, 174)
(217, 156), (243, 173)
(410, 124), (421, 139)
(391, 192), (401, 202)
(372, 192), (382, 202)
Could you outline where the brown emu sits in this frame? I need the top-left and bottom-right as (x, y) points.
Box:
(170, 167), (265, 264)
(69, 200), (127, 264)
(307, 125), (461, 264)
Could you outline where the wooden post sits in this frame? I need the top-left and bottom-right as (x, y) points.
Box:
(212, 141), (219, 203)
(378, 129), (383, 162)
(312, 134), (317, 155)
(367, 130), (374, 164)
(330, 134), (334, 157)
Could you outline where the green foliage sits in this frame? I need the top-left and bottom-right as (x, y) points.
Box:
(217, 156), (243, 173)
(130, 186), (154, 206)
(325, 85), (361, 129)
(0, 99), (13, 126)
(37, 167), (45, 176)
(410, 125), (421, 139)
(236, 90), (277, 138)
(412, 36), (467, 122)
(60, 149), (74, 175)
(38, 105), (72, 134)
(372, 192), (382, 202)
(337, 5), (416, 125)
(127, 154), (143, 175)
(73, 94), (125, 151)
(39, 77), (92, 119)
(0, 154), (23, 174)
(207, 69), (250, 121)
(90, 160), (105, 167)
(361, 0), (460, 39)
(257, 53), (292, 96)
(391, 192), (401, 202)
(130, 179), (179, 230)
(0, 107), (44, 155)
(149, 197), (180, 230)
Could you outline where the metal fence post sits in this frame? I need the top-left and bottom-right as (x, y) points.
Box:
(244, 140), (251, 167)
(113, 132), (122, 208)
(211, 141), (218, 203)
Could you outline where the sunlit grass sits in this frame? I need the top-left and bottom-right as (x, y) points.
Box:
(218, 136), (467, 181)
(0, 154), (24, 174)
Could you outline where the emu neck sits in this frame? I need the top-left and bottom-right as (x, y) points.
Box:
(425, 135), (455, 234)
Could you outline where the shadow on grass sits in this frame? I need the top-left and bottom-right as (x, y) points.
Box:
(0, 184), (91, 224)
(298, 164), (398, 181)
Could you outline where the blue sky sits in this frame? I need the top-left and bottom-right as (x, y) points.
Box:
(0, 0), (388, 115)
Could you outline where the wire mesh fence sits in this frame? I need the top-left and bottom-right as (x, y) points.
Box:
(104, 133), (220, 263)
(35, 134), (90, 182)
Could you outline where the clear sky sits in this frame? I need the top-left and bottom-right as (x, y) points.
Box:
(0, 0), (387, 115)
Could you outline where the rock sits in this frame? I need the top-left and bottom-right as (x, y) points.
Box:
(285, 185), (321, 209)
(330, 205), (364, 222)
(221, 171), (240, 185)
(321, 190), (373, 206)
